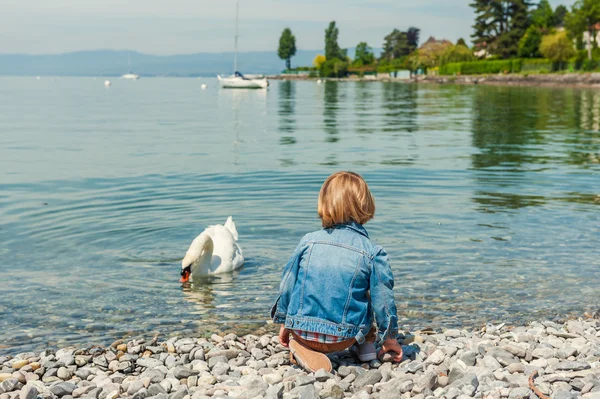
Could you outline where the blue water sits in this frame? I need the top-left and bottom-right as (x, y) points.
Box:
(0, 77), (598, 355)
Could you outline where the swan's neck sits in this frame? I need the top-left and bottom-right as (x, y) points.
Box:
(192, 236), (214, 276)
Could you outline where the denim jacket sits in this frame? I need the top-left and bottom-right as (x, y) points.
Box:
(270, 222), (399, 345)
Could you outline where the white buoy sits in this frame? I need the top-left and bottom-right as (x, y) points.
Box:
(200, 83), (207, 90)
(316, 79), (323, 84)
(104, 80), (111, 87)
(36, 76), (41, 80)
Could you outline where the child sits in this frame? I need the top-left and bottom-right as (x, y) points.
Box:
(271, 171), (403, 372)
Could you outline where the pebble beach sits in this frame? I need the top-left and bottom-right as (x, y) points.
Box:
(1, 317), (599, 399)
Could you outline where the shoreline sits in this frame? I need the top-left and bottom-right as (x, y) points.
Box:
(1, 317), (598, 399)
(269, 72), (600, 88)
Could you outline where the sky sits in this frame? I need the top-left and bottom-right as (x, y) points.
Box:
(0, 0), (575, 55)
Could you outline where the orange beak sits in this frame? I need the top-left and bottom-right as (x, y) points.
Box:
(180, 270), (190, 283)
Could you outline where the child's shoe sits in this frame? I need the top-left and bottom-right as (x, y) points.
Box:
(351, 342), (378, 362)
(289, 339), (332, 373)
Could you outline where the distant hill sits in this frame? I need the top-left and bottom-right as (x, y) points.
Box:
(0, 48), (382, 77)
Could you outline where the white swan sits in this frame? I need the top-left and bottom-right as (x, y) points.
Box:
(180, 216), (244, 282)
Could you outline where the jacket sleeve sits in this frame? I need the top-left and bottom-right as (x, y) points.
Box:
(270, 237), (309, 324)
(369, 246), (399, 344)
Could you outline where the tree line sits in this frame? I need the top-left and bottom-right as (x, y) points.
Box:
(471, 0), (600, 70)
(279, 23), (434, 77)
(277, 0), (600, 77)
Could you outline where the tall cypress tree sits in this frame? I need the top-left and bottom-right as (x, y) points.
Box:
(325, 21), (343, 60)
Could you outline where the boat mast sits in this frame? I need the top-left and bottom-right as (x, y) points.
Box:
(234, 0), (239, 73)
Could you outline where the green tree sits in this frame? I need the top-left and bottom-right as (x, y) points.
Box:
(407, 27), (421, 51)
(278, 28), (297, 70)
(565, 0), (600, 60)
(325, 21), (344, 60)
(470, 0), (532, 58)
(540, 31), (576, 69)
(381, 29), (410, 60)
(532, 0), (555, 29)
(320, 59), (349, 78)
(440, 44), (475, 64)
(471, 0), (506, 48)
(554, 5), (568, 26)
(456, 38), (468, 46)
(518, 25), (542, 57)
(354, 42), (375, 65)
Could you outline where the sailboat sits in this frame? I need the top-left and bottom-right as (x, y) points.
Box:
(121, 51), (140, 80)
(218, 0), (268, 89)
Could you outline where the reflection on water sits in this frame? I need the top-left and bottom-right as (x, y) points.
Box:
(323, 81), (340, 144)
(0, 78), (598, 355)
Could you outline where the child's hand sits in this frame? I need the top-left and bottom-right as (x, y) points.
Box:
(279, 325), (291, 347)
(378, 338), (403, 362)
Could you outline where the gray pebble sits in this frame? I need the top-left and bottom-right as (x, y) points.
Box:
(0, 380), (19, 394)
(171, 366), (192, 380)
(507, 387), (531, 399)
(49, 382), (77, 397)
(208, 357), (228, 369)
(555, 361), (591, 371)
(553, 390), (574, 399)
(352, 370), (382, 389)
(314, 369), (333, 382)
(295, 375), (316, 387)
(18, 385), (38, 399)
(127, 380), (145, 395)
(406, 361), (424, 373)
(57, 368), (72, 381)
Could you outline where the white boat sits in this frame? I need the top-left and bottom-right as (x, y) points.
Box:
(121, 52), (140, 79)
(121, 73), (140, 80)
(218, 0), (268, 89)
(218, 72), (268, 89)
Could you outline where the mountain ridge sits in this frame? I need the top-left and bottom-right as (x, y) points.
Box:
(0, 48), (382, 76)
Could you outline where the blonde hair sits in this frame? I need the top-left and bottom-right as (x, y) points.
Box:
(318, 171), (375, 228)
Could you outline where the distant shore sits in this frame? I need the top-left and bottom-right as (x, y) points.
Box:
(1, 315), (599, 399)
(269, 72), (600, 88)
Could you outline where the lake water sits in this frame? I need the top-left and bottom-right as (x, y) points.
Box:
(0, 77), (598, 355)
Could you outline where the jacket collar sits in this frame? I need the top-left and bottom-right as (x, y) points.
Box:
(331, 221), (369, 238)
